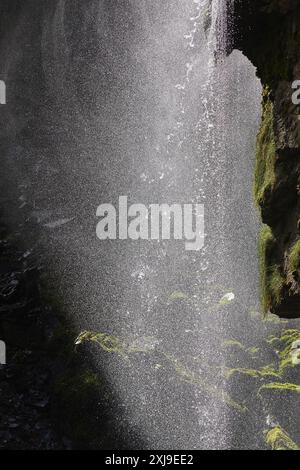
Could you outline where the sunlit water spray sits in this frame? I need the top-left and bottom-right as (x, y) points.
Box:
(1, 0), (300, 450)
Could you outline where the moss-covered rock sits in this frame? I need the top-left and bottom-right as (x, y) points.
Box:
(258, 225), (285, 313)
(231, 0), (300, 317)
(254, 90), (277, 207)
(265, 426), (300, 450)
(288, 239), (300, 273)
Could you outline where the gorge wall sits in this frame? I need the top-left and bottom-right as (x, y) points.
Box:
(230, 0), (300, 318)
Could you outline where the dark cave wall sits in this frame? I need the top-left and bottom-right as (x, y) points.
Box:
(231, 0), (300, 318)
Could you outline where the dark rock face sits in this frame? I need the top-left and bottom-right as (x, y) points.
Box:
(229, 0), (300, 318)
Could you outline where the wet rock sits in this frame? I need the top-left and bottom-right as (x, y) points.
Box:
(0, 218), (69, 449)
(231, 0), (300, 318)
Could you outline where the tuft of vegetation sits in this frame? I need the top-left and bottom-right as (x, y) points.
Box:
(254, 89), (277, 206)
(168, 291), (189, 302)
(75, 331), (126, 355)
(222, 339), (245, 350)
(288, 239), (300, 273)
(260, 382), (300, 394)
(268, 265), (285, 304)
(225, 365), (280, 380)
(258, 225), (284, 314)
(76, 330), (246, 413)
(267, 329), (300, 373)
(247, 346), (260, 356)
(265, 426), (300, 451)
(164, 354), (247, 413)
(75, 331), (159, 356)
(259, 225), (274, 314)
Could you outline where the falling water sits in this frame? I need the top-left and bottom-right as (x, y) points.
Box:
(1, 0), (300, 450)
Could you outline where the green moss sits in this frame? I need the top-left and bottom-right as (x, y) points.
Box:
(75, 329), (246, 414)
(265, 426), (300, 451)
(254, 91), (276, 206)
(245, 3), (300, 322)
(268, 329), (300, 373)
(247, 347), (260, 356)
(258, 225), (284, 314)
(75, 331), (159, 356)
(164, 354), (246, 413)
(75, 330), (126, 355)
(225, 368), (260, 379)
(168, 291), (189, 301)
(260, 382), (300, 394)
(225, 365), (280, 380)
(288, 239), (300, 273)
(223, 340), (260, 356)
(128, 336), (158, 353)
(260, 364), (281, 377)
(222, 339), (245, 350)
(268, 265), (285, 304)
(259, 225), (274, 312)
(264, 313), (288, 324)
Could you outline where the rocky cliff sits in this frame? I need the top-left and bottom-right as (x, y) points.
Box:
(230, 0), (300, 318)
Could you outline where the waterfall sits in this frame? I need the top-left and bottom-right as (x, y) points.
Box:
(1, 0), (281, 450)
(210, 0), (232, 59)
(198, 0), (231, 173)
(189, 0), (235, 315)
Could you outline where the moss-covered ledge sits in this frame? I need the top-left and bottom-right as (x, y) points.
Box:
(230, 0), (300, 318)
